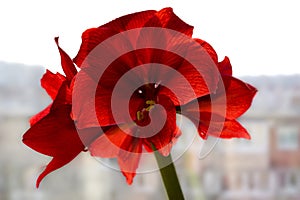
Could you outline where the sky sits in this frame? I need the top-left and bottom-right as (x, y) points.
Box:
(0, 0), (299, 76)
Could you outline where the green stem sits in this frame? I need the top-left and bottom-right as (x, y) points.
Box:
(153, 146), (185, 200)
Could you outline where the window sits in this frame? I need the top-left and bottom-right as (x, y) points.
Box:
(277, 126), (299, 150)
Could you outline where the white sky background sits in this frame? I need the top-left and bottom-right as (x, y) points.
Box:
(0, 0), (299, 76)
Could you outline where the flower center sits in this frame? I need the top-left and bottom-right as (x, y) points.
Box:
(137, 100), (155, 121)
(136, 100), (156, 126)
(134, 83), (161, 126)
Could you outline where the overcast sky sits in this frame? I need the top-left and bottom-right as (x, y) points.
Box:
(0, 0), (299, 76)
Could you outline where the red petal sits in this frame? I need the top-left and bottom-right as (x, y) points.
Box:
(36, 154), (79, 188)
(23, 105), (84, 157)
(182, 76), (257, 120)
(222, 76), (257, 119)
(138, 37), (220, 103)
(23, 82), (83, 156)
(133, 41), (219, 105)
(31, 71), (67, 126)
(142, 95), (178, 156)
(29, 104), (52, 126)
(90, 125), (142, 184)
(118, 138), (142, 185)
(73, 10), (157, 67)
(218, 56), (232, 76)
(73, 63), (146, 128)
(149, 7), (193, 37)
(199, 119), (251, 139)
(55, 37), (77, 80)
(50, 81), (72, 111)
(100, 49), (218, 106)
(181, 111), (213, 139)
(159, 59), (219, 105)
(198, 112), (227, 139)
(73, 28), (120, 67)
(135, 7), (194, 55)
(219, 120), (251, 139)
(77, 126), (104, 147)
(72, 72), (100, 128)
(74, 84), (137, 128)
(74, 8), (193, 68)
(89, 124), (137, 158)
(23, 102), (84, 187)
(41, 70), (66, 100)
(102, 9), (156, 32)
(194, 38), (218, 64)
(187, 112), (250, 139)
(73, 50), (140, 128)
(89, 133), (119, 158)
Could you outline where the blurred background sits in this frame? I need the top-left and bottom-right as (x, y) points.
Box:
(1, 0), (300, 199)
(1, 61), (299, 200)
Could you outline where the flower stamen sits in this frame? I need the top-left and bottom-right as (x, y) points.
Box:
(136, 100), (156, 121)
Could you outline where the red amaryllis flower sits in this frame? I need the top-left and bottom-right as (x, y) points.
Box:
(22, 7), (257, 189)
(22, 38), (84, 188)
(180, 55), (257, 139)
(72, 7), (221, 184)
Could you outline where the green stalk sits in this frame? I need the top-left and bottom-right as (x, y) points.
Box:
(153, 145), (185, 200)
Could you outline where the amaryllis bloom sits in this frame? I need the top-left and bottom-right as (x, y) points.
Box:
(22, 38), (85, 188)
(23, 7), (257, 188)
(180, 55), (257, 139)
(72, 7), (223, 184)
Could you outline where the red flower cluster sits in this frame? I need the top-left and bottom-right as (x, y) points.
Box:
(23, 8), (257, 187)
